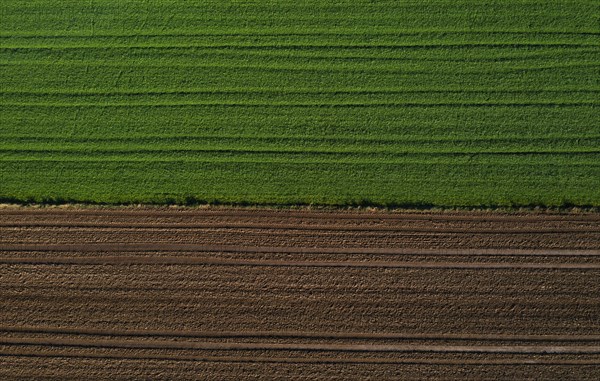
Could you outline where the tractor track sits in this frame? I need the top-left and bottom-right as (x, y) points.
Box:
(2, 243), (600, 256)
(3, 349), (600, 366)
(2, 221), (600, 234)
(3, 325), (600, 342)
(2, 207), (600, 222)
(0, 255), (599, 269)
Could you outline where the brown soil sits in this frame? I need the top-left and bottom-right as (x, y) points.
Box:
(1, 207), (599, 380)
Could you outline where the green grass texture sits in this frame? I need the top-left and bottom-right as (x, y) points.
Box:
(1, 0), (599, 207)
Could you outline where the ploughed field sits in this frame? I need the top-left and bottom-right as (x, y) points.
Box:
(1, 207), (599, 379)
(1, 0), (600, 207)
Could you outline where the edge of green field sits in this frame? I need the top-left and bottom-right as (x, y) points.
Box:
(1, 198), (598, 214)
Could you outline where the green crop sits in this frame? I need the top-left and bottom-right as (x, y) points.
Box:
(1, 0), (599, 207)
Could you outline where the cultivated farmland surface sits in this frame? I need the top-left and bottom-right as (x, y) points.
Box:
(1, 0), (599, 207)
(1, 207), (599, 379)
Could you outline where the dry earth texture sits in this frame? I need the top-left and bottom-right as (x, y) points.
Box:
(0, 207), (599, 380)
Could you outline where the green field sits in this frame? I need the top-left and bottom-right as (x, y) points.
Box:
(1, 0), (599, 207)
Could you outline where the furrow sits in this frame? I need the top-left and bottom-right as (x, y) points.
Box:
(2, 337), (600, 354)
(1, 221), (599, 234)
(2, 244), (599, 256)
(2, 349), (598, 365)
(3, 326), (599, 342)
(2, 209), (598, 222)
(0, 256), (598, 269)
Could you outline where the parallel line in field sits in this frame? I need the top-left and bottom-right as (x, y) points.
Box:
(2, 62), (596, 74)
(3, 326), (599, 342)
(3, 89), (599, 96)
(2, 43), (597, 49)
(0, 146), (600, 156)
(2, 349), (598, 365)
(4, 102), (596, 108)
(2, 149), (599, 158)
(2, 209), (597, 222)
(2, 337), (599, 354)
(1, 256), (598, 269)
(4, 52), (596, 65)
(3, 159), (598, 166)
(6, 135), (598, 144)
(3, 30), (598, 38)
(2, 221), (599, 234)
(3, 45), (595, 56)
(2, 244), (598, 256)
(7, 286), (594, 299)
(4, 159), (599, 166)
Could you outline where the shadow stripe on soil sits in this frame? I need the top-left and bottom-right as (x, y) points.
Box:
(2, 337), (600, 354)
(2, 325), (599, 342)
(2, 244), (599, 256)
(2, 350), (598, 365)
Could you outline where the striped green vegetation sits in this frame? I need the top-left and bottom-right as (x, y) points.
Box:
(1, 0), (599, 207)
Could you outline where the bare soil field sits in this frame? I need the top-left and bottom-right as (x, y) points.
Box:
(1, 207), (599, 380)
